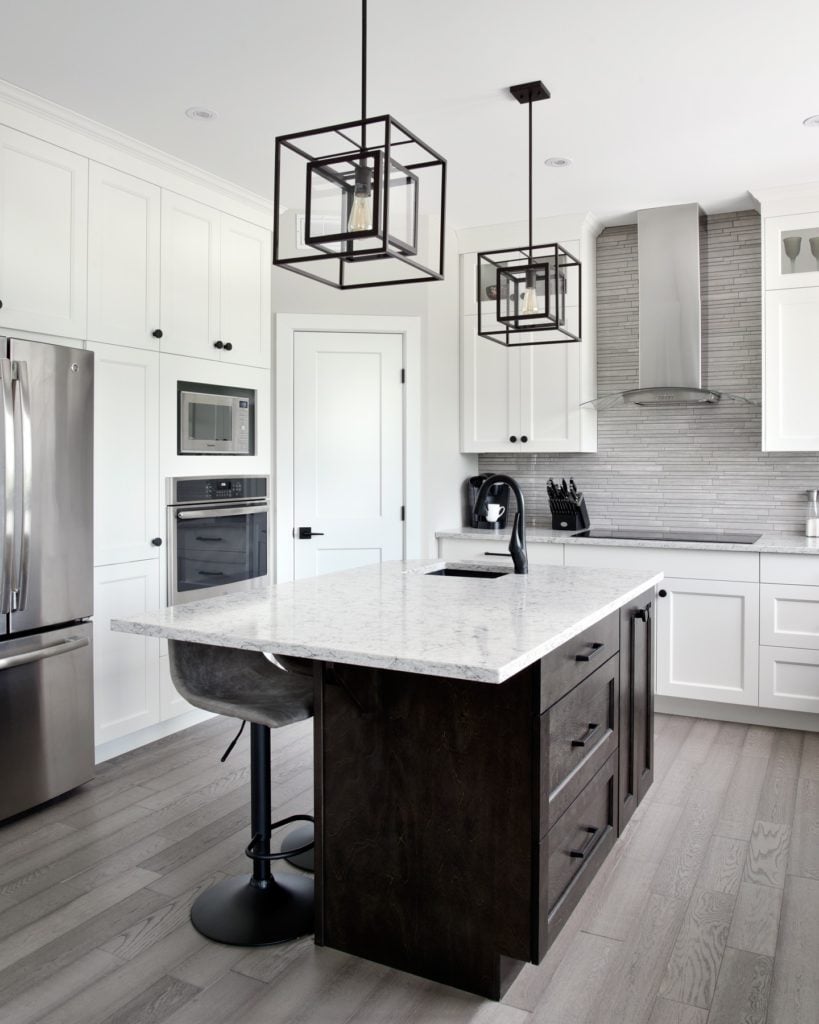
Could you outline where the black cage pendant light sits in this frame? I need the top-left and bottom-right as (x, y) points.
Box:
(273, 0), (447, 289)
(477, 82), (581, 346)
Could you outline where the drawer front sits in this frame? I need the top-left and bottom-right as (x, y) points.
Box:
(541, 654), (619, 831)
(761, 553), (819, 587)
(536, 752), (618, 959)
(760, 646), (819, 713)
(539, 610), (620, 711)
(565, 543), (759, 583)
(761, 583), (819, 650)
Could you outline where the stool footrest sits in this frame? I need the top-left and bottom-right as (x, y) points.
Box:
(245, 813), (315, 862)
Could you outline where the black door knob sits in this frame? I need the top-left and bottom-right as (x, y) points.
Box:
(521, 435), (529, 443)
(152, 329), (163, 339)
(214, 340), (224, 349)
(223, 342), (233, 351)
(297, 527), (325, 539)
(151, 537), (163, 547)
(509, 435), (517, 443)
(658, 589), (668, 598)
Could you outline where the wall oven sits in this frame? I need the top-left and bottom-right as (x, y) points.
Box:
(177, 381), (255, 455)
(167, 476), (269, 605)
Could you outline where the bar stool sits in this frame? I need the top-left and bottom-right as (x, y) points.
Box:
(167, 639), (315, 946)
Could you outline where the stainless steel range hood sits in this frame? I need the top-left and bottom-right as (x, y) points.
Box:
(589, 202), (754, 409)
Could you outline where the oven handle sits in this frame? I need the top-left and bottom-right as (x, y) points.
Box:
(177, 503), (269, 521)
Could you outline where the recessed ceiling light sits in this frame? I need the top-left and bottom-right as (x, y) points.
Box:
(803, 114), (819, 127)
(185, 107), (217, 121)
(544, 156), (572, 168)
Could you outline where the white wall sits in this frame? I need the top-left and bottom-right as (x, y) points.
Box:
(271, 224), (476, 557)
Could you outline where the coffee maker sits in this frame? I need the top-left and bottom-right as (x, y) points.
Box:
(467, 474), (510, 529)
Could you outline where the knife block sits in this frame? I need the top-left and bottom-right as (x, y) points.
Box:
(549, 495), (590, 531)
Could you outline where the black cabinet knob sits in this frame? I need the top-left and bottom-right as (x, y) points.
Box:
(0, 299), (4, 309)
(223, 342), (233, 351)
(658, 589), (668, 598)
(151, 537), (163, 547)
(214, 340), (224, 349)
(509, 435), (517, 443)
(152, 329), (163, 339)
(521, 435), (529, 443)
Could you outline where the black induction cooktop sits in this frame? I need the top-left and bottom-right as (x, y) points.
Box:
(572, 528), (762, 545)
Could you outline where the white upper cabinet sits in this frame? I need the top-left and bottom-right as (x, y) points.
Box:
(0, 125), (88, 338)
(461, 316), (520, 453)
(763, 288), (819, 451)
(160, 191), (221, 361)
(764, 211), (819, 290)
(88, 163), (161, 349)
(160, 191), (271, 368)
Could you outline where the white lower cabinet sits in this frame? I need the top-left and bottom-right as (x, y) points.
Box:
(93, 560), (161, 745)
(656, 578), (760, 706)
(759, 578), (819, 712)
(759, 647), (819, 713)
(159, 653), (192, 720)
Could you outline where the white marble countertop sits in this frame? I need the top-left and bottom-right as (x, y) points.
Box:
(111, 560), (662, 684)
(436, 526), (819, 555)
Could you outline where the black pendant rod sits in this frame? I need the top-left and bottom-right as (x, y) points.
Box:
(508, 81), (551, 266)
(528, 97), (533, 261)
(361, 0), (367, 153)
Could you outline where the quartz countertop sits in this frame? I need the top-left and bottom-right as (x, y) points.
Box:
(436, 526), (819, 555)
(111, 560), (662, 684)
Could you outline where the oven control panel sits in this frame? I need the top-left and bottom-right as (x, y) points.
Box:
(170, 476), (268, 505)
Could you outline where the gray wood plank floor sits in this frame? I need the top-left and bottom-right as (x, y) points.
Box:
(1, 713), (817, 1024)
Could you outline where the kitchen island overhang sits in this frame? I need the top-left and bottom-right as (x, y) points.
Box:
(112, 560), (662, 999)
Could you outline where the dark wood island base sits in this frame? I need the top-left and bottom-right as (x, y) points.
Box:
(314, 588), (656, 999)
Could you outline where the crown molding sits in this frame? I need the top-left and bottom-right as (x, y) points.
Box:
(750, 181), (819, 216)
(0, 78), (274, 223)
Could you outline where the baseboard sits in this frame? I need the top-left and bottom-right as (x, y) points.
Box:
(95, 709), (215, 763)
(655, 695), (819, 733)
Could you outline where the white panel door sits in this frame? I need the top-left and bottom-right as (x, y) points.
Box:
(461, 316), (520, 453)
(160, 191), (220, 360)
(88, 163), (160, 349)
(90, 343), (160, 566)
(759, 646), (819, 713)
(0, 125), (88, 338)
(93, 560), (161, 745)
(219, 214), (271, 369)
(656, 578), (759, 706)
(764, 288), (819, 451)
(293, 331), (404, 579)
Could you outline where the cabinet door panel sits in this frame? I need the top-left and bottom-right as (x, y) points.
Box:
(160, 191), (220, 359)
(656, 578), (759, 705)
(764, 288), (819, 451)
(461, 317), (519, 452)
(93, 561), (160, 745)
(759, 646), (819, 713)
(520, 341), (581, 452)
(764, 212), (819, 290)
(219, 214), (271, 368)
(90, 343), (159, 566)
(0, 125), (87, 338)
(88, 164), (160, 348)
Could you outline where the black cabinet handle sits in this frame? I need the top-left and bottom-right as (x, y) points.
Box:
(571, 722), (601, 748)
(509, 435), (517, 443)
(223, 342), (233, 351)
(569, 826), (599, 859)
(152, 329), (163, 339)
(575, 641), (606, 663)
(150, 537), (162, 547)
(198, 570), (225, 576)
(195, 536), (223, 543)
(297, 527), (325, 539)
(658, 589), (668, 598)
(0, 299), (4, 309)
(521, 435), (529, 443)
(484, 552), (512, 557)
(634, 608), (647, 621)
(214, 340), (224, 349)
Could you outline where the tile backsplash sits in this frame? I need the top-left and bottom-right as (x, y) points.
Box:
(480, 211), (819, 534)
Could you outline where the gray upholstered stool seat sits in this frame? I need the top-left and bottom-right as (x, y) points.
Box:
(167, 640), (316, 947)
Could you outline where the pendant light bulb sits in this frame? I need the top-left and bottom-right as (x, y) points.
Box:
(521, 268), (539, 315)
(348, 164), (374, 232)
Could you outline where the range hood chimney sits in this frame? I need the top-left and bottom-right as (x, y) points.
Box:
(588, 202), (754, 409)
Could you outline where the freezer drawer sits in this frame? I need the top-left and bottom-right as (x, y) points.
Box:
(0, 622), (94, 820)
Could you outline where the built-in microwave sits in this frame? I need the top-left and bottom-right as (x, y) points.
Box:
(177, 381), (256, 455)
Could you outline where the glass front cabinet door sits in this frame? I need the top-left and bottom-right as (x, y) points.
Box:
(766, 212), (819, 289)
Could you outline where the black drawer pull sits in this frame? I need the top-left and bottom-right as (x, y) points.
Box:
(571, 722), (601, 748)
(483, 551), (511, 557)
(569, 826), (599, 859)
(575, 641), (606, 663)
(197, 570), (225, 576)
(634, 608), (647, 621)
(195, 536), (224, 543)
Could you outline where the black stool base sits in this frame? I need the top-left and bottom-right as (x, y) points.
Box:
(190, 873), (314, 946)
(281, 822), (315, 872)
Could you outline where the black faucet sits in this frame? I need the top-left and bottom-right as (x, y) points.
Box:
(473, 474), (528, 574)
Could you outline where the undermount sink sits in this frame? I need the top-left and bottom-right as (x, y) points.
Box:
(424, 567), (508, 579)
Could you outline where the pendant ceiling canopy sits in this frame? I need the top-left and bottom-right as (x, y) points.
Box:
(477, 81), (582, 346)
(272, 0), (447, 289)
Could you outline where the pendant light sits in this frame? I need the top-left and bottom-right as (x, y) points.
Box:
(273, 0), (447, 289)
(477, 82), (581, 346)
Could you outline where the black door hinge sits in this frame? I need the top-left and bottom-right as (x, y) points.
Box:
(400, 368), (405, 384)
(400, 506), (405, 521)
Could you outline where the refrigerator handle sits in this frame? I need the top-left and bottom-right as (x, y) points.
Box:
(12, 360), (31, 613)
(0, 358), (14, 615)
(0, 635), (89, 672)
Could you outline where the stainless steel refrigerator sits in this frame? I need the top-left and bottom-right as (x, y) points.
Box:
(0, 337), (94, 821)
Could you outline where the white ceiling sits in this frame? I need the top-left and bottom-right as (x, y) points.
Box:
(2, 0), (818, 228)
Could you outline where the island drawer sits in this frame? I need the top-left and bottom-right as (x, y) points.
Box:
(535, 752), (618, 959)
(540, 653), (619, 832)
(539, 610), (620, 712)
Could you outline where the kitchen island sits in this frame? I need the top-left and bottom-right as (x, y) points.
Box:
(113, 559), (661, 999)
